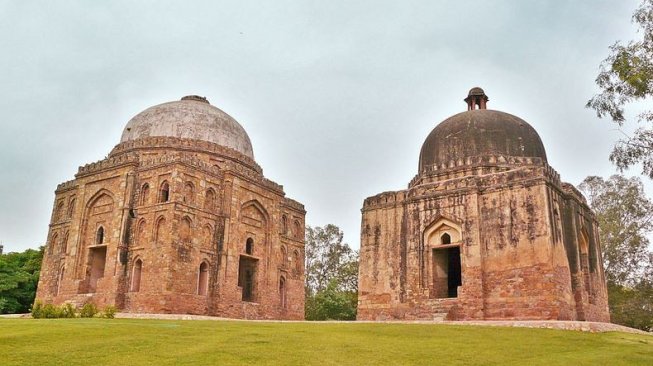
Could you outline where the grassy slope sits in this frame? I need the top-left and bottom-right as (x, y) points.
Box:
(0, 319), (651, 365)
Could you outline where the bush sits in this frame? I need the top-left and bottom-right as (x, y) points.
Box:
(79, 303), (98, 318)
(30, 300), (43, 318)
(102, 305), (117, 319)
(41, 303), (62, 318)
(60, 303), (76, 318)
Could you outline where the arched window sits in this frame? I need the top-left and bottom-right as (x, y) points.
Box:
(204, 188), (216, 210)
(280, 246), (287, 267)
(281, 215), (288, 235)
(293, 250), (301, 272)
(141, 183), (150, 206)
(136, 220), (147, 246)
(180, 217), (192, 242)
(61, 231), (69, 254)
(67, 198), (76, 218)
(279, 276), (287, 309)
(183, 182), (194, 205)
(49, 233), (59, 255)
(96, 226), (105, 244)
(246, 238), (254, 255)
(441, 233), (451, 245)
(56, 266), (65, 296)
(159, 181), (170, 203)
(198, 261), (209, 296)
(293, 220), (302, 239)
(131, 259), (142, 292)
(203, 225), (213, 249)
(155, 216), (166, 245)
(55, 201), (64, 221)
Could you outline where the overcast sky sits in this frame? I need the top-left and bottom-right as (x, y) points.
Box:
(0, 1), (645, 253)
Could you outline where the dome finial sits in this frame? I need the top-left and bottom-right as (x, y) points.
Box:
(464, 87), (488, 111)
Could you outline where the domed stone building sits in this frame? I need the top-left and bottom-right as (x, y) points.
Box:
(36, 96), (306, 319)
(357, 88), (610, 322)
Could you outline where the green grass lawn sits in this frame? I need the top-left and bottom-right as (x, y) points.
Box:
(1, 319), (651, 365)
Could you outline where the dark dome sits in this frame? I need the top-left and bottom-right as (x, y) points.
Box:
(419, 109), (547, 173)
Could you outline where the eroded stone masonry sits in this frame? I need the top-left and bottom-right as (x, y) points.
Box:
(358, 88), (610, 322)
(36, 96), (305, 319)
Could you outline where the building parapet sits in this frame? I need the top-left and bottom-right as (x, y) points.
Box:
(109, 136), (262, 174)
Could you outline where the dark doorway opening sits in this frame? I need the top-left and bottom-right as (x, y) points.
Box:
(238, 256), (258, 302)
(432, 246), (462, 298)
(88, 246), (107, 293)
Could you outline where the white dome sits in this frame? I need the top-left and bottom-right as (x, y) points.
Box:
(120, 96), (254, 159)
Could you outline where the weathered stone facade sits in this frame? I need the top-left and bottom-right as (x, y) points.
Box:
(358, 88), (610, 322)
(36, 96), (306, 319)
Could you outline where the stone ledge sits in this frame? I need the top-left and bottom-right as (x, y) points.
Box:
(108, 313), (651, 335)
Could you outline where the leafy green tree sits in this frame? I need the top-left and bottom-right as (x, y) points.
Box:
(0, 247), (43, 314)
(579, 175), (653, 330)
(305, 224), (358, 294)
(304, 225), (358, 320)
(305, 280), (357, 321)
(587, 0), (653, 177)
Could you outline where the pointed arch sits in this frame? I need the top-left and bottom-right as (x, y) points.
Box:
(204, 188), (216, 210)
(67, 197), (76, 218)
(84, 189), (116, 210)
(279, 275), (287, 309)
(241, 199), (270, 223)
(96, 226), (105, 244)
(61, 230), (69, 254)
(202, 224), (213, 249)
(281, 214), (288, 235)
(293, 250), (301, 273)
(424, 216), (463, 299)
(183, 181), (195, 205)
(49, 232), (59, 255)
(198, 261), (210, 296)
(180, 216), (192, 242)
(55, 201), (64, 221)
(140, 183), (150, 206)
(136, 219), (147, 246)
(293, 220), (302, 239)
(159, 181), (170, 203)
(280, 245), (288, 268)
(154, 215), (167, 245)
(56, 265), (65, 296)
(131, 258), (143, 292)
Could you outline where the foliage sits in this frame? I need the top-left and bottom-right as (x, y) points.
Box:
(579, 175), (653, 285)
(587, 0), (653, 176)
(79, 302), (98, 318)
(61, 303), (77, 318)
(1, 319), (652, 365)
(305, 280), (357, 321)
(102, 305), (117, 319)
(304, 225), (359, 320)
(0, 247), (43, 314)
(304, 225), (358, 295)
(31, 301), (77, 319)
(579, 175), (653, 330)
(608, 281), (653, 331)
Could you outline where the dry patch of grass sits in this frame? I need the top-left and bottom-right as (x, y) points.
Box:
(0, 319), (651, 365)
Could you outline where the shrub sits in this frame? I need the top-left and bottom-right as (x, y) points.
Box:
(41, 303), (62, 318)
(102, 305), (117, 319)
(60, 303), (76, 318)
(30, 300), (43, 318)
(79, 303), (98, 318)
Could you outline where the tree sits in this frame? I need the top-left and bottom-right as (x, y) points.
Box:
(305, 224), (358, 295)
(304, 225), (358, 320)
(587, 0), (653, 177)
(579, 175), (653, 330)
(579, 175), (653, 285)
(0, 247), (43, 314)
